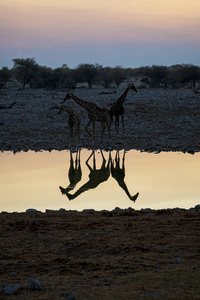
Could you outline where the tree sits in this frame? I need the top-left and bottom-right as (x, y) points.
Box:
(179, 64), (200, 88)
(69, 68), (84, 89)
(142, 65), (169, 88)
(76, 63), (102, 88)
(12, 58), (39, 89)
(111, 66), (127, 87)
(166, 65), (183, 88)
(0, 67), (11, 89)
(100, 67), (113, 88)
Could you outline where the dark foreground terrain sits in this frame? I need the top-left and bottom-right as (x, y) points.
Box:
(0, 208), (200, 299)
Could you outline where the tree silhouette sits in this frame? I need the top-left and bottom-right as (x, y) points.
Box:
(12, 58), (39, 89)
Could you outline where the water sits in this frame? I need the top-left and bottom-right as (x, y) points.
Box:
(0, 149), (199, 212)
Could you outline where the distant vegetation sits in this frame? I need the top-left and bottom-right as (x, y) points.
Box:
(1, 57), (200, 90)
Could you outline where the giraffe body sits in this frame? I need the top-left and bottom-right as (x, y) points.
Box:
(110, 84), (137, 133)
(63, 93), (110, 139)
(65, 150), (111, 200)
(58, 105), (81, 144)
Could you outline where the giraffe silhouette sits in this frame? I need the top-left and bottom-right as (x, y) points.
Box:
(59, 148), (82, 195)
(110, 84), (137, 133)
(64, 150), (111, 200)
(58, 105), (81, 145)
(62, 93), (110, 140)
(110, 150), (139, 202)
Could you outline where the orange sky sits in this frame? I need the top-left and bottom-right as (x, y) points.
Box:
(0, 0), (200, 68)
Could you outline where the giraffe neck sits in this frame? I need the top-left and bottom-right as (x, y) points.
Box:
(116, 86), (130, 105)
(63, 107), (75, 115)
(71, 94), (93, 112)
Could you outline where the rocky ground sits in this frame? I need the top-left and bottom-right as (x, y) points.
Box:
(0, 207), (200, 299)
(0, 87), (200, 153)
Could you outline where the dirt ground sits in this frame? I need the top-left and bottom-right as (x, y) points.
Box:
(0, 87), (200, 153)
(0, 208), (200, 299)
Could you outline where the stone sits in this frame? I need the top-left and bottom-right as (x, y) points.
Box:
(3, 284), (20, 295)
(59, 291), (76, 299)
(173, 257), (181, 263)
(145, 292), (164, 298)
(195, 204), (200, 211)
(26, 208), (41, 213)
(27, 277), (43, 291)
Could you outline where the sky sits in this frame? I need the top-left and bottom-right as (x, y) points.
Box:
(0, 0), (200, 69)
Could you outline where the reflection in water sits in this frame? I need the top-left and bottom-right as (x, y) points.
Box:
(61, 149), (111, 200)
(60, 148), (139, 202)
(0, 150), (200, 212)
(110, 150), (139, 202)
(59, 148), (82, 194)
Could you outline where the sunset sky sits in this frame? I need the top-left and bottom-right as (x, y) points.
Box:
(0, 0), (200, 69)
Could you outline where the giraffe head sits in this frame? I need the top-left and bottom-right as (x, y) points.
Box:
(62, 92), (72, 103)
(129, 83), (138, 93)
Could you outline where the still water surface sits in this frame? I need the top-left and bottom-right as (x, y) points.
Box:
(0, 149), (199, 212)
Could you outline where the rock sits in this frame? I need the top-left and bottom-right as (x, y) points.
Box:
(26, 208), (41, 213)
(3, 284), (20, 295)
(173, 257), (181, 263)
(194, 204), (200, 211)
(145, 292), (164, 298)
(27, 277), (43, 291)
(46, 208), (66, 212)
(59, 291), (76, 299)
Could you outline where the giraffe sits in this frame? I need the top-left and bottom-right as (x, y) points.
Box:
(62, 93), (110, 140)
(59, 148), (82, 195)
(110, 150), (139, 202)
(58, 105), (81, 145)
(63, 150), (111, 200)
(109, 83), (137, 133)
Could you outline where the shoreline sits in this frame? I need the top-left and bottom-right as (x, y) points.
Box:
(1, 204), (200, 215)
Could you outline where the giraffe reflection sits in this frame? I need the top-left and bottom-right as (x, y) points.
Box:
(62, 150), (111, 200)
(59, 148), (82, 195)
(60, 149), (139, 203)
(110, 150), (139, 202)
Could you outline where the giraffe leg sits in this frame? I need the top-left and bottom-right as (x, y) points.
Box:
(121, 114), (125, 135)
(92, 121), (95, 140)
(100, 149), (106, 162)
(105, 118), (111, 138)
(93, 150), (96, 169)
(69, 124), (73, 146)
(115, 115), (119, 133)
(100, 150), (106, 169)
(116, 150), (120, 168)
(86, 120), (92, 137)
(86, 150), (95, 171)
(76, 122), (80, 146)
(100, 122), (106, 140)
(122, 149), (125, 172)
(75, 149), (78, 167)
